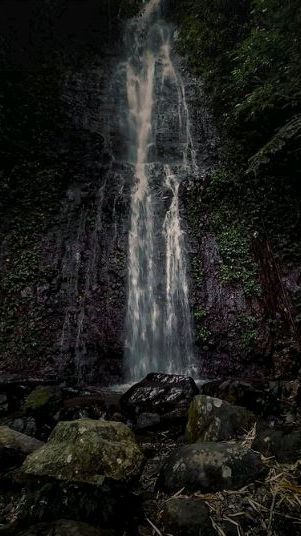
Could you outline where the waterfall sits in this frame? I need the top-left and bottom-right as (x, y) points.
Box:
(125, 0), (197, 381)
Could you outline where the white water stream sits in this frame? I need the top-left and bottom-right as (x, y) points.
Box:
(125, 0), (198, 380)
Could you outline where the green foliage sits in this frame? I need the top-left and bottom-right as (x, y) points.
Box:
(194, 307), (207, 322)
(193, 306), (212, 346)
(24, 386), (55, 412)
(176, 0), (301, 149)
(216, 225), (261, 296)
(238, 314), (258, 350)
(200, 166), (262, 296)
(191, 258), (204, 288)
(196, 326), (211, 345)
(175, 0), (301, 273)
(248, 114), (301, 173)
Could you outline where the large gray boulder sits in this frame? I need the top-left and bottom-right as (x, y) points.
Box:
(22, 419), (143, 484)
(16, 420), (143, 531)
(159, 442), (265, 493)
(186, 395), (255, 442)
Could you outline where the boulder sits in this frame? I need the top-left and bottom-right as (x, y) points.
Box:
(186, 395), (255, 443)
(0, 426), (43, 471)
(159, 442), (265, 493)
(200, 379), (278, 415)
(253, 425), (301, 463)
(0, 376), (58, 414)
(16, 420), (143, 531)
(10, 477), (140, 532)
(24, 385), (62, 417)
(17, 520), (114, 536)
(163, 497), (212, 536)
(8, 417), (37, 438)
(0, 393), (8, 416)
(136, 412), (161, 430)
(22, 419), (143, 484)
(120, 373), (199, 422)
(279, 380), (301, 421)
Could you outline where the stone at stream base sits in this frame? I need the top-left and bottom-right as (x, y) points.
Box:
(7, 417), (37, 438)
(0, 393), (8, 416)
(24, 385), (63, 417)
(253, 425), (301, 463)
(17, 520), (114, 536)
(0, 426), (44, 471)
(120, 373), (199, 423)
(10, 478), (140, 534)
(23, 385), (64, 440)
(59, 395), (106, 421)
(186, 395), (255, 443)
(15, 420), (143, 531)
(163, 498), (213, 536)
(136, 412), (161, 430)
(159, 442), (265, 493)
(199, 380), (277, 415)
(22, 419), (143, 484)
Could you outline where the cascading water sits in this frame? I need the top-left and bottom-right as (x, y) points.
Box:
(125, 0), (198, 381)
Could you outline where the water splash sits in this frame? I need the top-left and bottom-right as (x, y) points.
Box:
(125, 0), (198, 380)
(126, 43), (160, 378)
(163, 164), (194, 373)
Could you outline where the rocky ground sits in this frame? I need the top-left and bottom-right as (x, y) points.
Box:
(0, 373), (300, 535)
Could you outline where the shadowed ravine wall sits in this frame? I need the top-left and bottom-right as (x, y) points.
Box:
(0, 0), (300, 384)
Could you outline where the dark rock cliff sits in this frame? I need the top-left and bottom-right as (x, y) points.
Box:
(0, 0), (300, 384)
(0, 1), (136, 382)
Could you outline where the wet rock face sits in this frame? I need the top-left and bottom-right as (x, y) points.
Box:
(136, 412), (161, 430)
(0, 48), (132, 384)
(22, 419), (144, 484)
(159, 442), (265, 493)
(186, 395), (255, 443)
(120, 373), (199, 422)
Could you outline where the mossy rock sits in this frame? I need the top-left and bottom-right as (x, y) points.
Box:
(159, 442), (265, 493)
(22, 419), (144, 484)
(186, 395), (255, 442)
(24, 386), (62, 417)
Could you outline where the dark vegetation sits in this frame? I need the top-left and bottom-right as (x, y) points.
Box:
(175, 0), (301, 360)
(0, 0), (140, 370)
(0, 0), (139, 218)
(175, 0), (301, 263)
